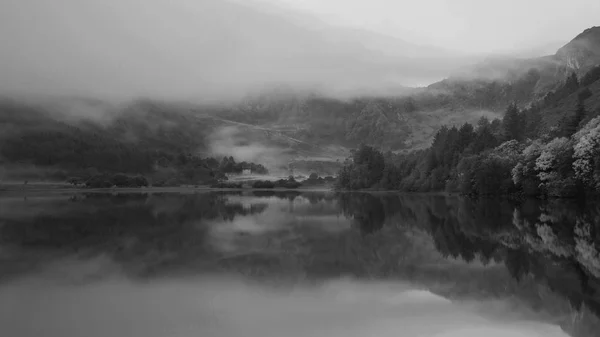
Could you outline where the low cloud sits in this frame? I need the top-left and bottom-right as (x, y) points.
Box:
(207, 125), (290, 168)
(0, 0), (479, 103)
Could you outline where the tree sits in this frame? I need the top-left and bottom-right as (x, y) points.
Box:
(458, 122), (475, 151)
(380, 163), (402, 190)
(132, 176), (149, 187)
(573, 99), (587, 131)
(561, 98), (587, 137)
(352, 144), (385, 186)
(67, 177), (83, 186)
(535, 137), (578, 196)
(523, 105), (542, 139)
(502, 103), (522, 141)
(335, 145), (386, 190)
(470, 117), (497, 153)
(473, 156), (515, 195)
(512, 140), (543, 196)
(220, 156), (235, 173)
(573, 117), (600, 191)
(111, 173), (130, 187)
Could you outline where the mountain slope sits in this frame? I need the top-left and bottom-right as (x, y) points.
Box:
(537, 69), (600, 130)
(2, 26), (600, 184)
(206, 26), (600, 151)
(456, 26), (600, 93)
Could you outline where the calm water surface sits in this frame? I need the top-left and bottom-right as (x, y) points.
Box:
(1, 191), (599, 337)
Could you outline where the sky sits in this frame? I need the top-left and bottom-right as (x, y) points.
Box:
(0, 0), (598, 101)
(266, 0), (600, 55)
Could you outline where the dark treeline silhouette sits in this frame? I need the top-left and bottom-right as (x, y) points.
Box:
(337, 67), (600, 198)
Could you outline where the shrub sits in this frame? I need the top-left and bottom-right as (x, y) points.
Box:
(110, 174), (148, 187)
(85, 175), (113, 188)
(152, 180), (166, 187)
(210, 182), (243, 189)
(131, 175), (148, 187)
(111, 173), (130, 187)
(252, 180), (276, 189)
(66, 177), (84, 186)
(273, 179), (302, 189)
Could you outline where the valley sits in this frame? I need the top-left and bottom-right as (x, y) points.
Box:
(1, 27), (600, 191)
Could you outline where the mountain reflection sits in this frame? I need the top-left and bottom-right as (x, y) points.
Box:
(1, 191), (600, 336)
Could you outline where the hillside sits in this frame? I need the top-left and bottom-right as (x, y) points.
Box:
(537, 74), (600, 130)
(2, 27), (600, 185)
(205, 27), (600, 151)
(454, 26), (600, 94)
(333, 64), (600, 196)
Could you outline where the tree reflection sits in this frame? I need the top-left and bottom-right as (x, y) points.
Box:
(338, 193), (385, 235)
(334, 193), (600, 336)
(0, 192), (269, 280)
(3, 191), (600, 336)
(251, 190), (303, 202)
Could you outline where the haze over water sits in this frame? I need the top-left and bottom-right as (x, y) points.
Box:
(1, 191), (598, 337)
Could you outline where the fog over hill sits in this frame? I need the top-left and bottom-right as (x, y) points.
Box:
(1, 0), (481, 102)
(2, 0), (600, 185)
(2, 0), (598, 103)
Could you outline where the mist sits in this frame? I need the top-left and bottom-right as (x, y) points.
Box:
(207, 125), (292, 169)
(0, 0), (482, 103)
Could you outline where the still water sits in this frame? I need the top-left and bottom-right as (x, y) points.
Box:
(0, 191), (599, 337)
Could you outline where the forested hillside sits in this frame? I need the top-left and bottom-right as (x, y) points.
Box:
(214, 27), (600, 150)
(336, 64), (600, 197)
(1, 27), (599, 188)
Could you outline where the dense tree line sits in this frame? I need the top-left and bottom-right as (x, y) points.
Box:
(337, 70), (600, 198)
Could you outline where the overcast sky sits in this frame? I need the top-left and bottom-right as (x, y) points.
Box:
(267, 0), (600, 54)
(1, 0), (598, 101)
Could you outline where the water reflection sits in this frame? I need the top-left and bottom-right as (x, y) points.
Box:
(1, 191), (599, 336)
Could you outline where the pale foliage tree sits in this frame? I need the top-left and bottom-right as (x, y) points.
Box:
(572, 116), (600, 190)
(493, 139), (522, 158)
(511, 140), (543, 185)
(534, 137), (572, 184)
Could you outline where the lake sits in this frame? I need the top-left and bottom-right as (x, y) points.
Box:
(0, 191), (599, 337)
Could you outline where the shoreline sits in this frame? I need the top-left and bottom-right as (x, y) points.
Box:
(0, 182), (457, 196)
(0, 184), (335, 195)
